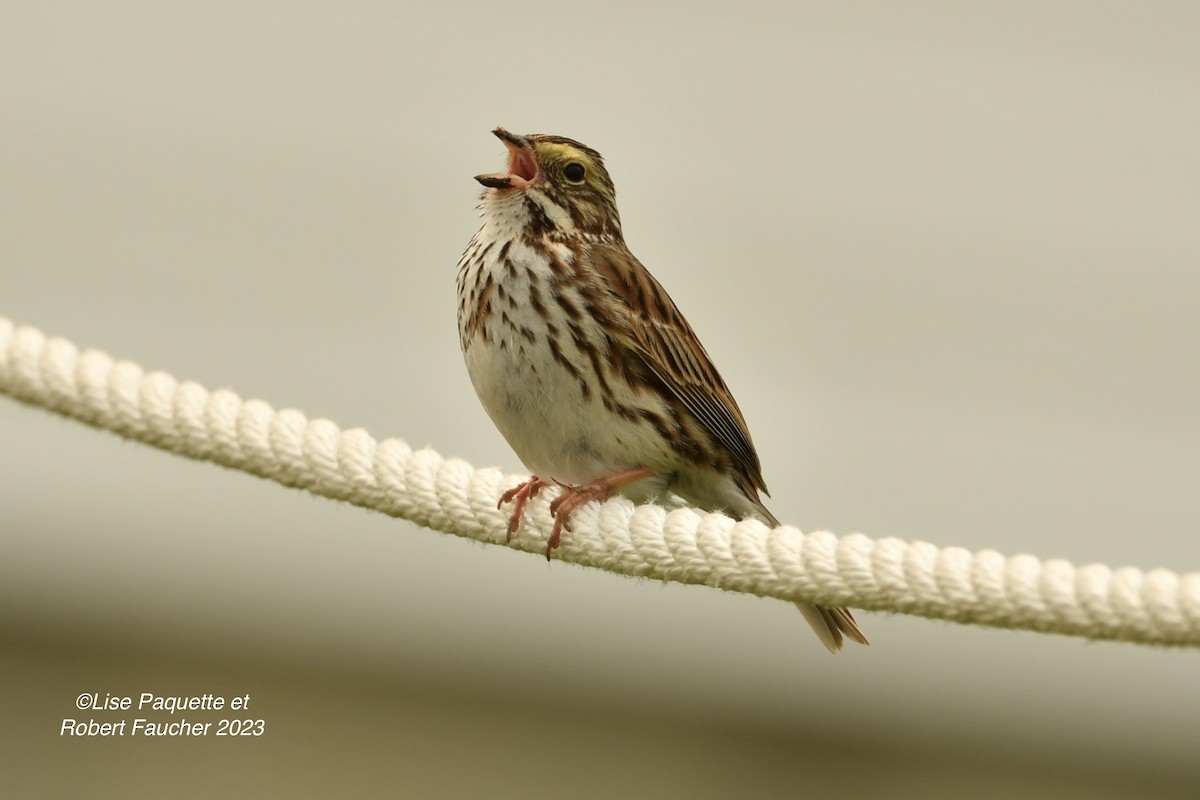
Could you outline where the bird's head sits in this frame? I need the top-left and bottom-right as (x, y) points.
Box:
(475, 128), (622, 242)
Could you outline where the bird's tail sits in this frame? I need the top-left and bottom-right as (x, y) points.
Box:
(793, 601), (870, 653)
(748, 500), (869, 653)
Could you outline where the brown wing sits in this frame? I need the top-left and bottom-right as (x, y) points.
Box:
(586, 241), (768, 493)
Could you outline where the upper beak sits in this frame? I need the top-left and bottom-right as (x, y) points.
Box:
(475, 127), (539, 189)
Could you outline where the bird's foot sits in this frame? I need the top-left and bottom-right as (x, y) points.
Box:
(544, 468), (654, 560)
(497, 475), (550, 542)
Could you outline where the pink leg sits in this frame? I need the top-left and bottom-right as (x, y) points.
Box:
(544, 468), (654, 559)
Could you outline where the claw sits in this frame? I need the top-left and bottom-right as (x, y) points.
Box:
(545, 516), (566, 560)
(496, 476), (547, 543)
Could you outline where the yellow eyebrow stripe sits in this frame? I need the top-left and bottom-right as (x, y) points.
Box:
(535, 142), (592, 167)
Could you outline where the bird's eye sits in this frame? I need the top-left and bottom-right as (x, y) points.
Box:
(563, 162), (586, 183)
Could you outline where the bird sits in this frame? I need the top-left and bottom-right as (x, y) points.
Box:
(456, 128), (868, 652)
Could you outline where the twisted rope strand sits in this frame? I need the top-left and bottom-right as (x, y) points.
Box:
(2, 316), (1197, 647)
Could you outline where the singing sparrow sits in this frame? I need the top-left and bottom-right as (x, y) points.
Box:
(457, 128), (867, 651)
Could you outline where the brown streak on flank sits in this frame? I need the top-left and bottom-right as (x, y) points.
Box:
(603, 343), (657, 427)
(609, 336), (652, 392)
(557, 288), (583, 322)
(600, 393), (640, 422)
(519, 325), (536, 343)
(638, 408), (679, 448)
(614, 401), (641, 422)
(575, 326), (612, 401)
(528, 273), (549, 320)
(546, 330), (583, 383)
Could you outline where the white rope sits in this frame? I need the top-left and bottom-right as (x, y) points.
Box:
(2, 315), (1197, 647)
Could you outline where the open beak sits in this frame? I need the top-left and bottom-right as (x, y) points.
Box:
(475, 127), (539, 190)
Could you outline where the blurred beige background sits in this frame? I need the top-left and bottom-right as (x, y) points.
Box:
(2, 2), (1198, 797)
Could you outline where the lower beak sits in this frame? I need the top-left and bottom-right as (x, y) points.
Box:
(475, 174), (514, 189)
